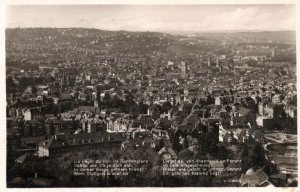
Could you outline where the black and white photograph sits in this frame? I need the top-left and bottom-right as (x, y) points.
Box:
(4, 1), (298, 188)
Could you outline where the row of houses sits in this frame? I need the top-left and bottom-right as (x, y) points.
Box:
(38, 132), (125, 157)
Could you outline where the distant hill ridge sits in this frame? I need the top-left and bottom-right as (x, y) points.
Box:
(186, 31), (296, 44)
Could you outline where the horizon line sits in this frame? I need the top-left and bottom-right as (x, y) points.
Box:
(5, 27), (296, 34)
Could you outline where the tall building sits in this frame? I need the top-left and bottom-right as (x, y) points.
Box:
(271, 48), (276, 58)
(216, 57), (220, 68)
(207, 57), (211, 67)
(180, 61), (187, 78)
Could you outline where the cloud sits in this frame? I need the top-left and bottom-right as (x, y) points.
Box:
(6, 5), (296, 32)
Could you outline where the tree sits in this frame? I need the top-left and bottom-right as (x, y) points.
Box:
(156, 139), (164, 151)
(136, 102), (148, 114)
(125, 92), (135, 113)
(110, 95), (125, 109)
(203, 110), (211, 118)
(103, 92), (111, 107)
(6, 76), (16, 88)
(225, 105), (232, 112)
(178, 149), (194, 160)
(183, 136), (189, 149)
(57, 101), (77, 113)
(172, 131), (182, 152)
(161, 102), (172, 113)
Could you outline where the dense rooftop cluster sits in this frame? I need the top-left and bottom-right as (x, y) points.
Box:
(6, 28), (297, 187)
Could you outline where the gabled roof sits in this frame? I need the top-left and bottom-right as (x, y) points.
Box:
(235, 128), (247, 136)
(182, 114), (200, 125)
(39, 132), (125, 149)
(45, 118), (61, 124)
(30, 178), (54, 187)
(240, 168), (269, 187)
(166, 147), (178, 158)
(38, 136), (54, 149)
(238, 107), (256, 116)
(177, 124), (194, 132)
(60, 93), (73, 100)
(168, 107), (178, 114)
(8, 177), (26, 186)
(25, 119), (42, 125)
(158, 147), (178, 159)
(77, 106), (100, 114)
(109, 113), (125, 121)
(15, 153), (27, 163)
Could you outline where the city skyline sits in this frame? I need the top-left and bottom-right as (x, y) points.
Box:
(5, 3), (298, 187)
(6, 4), (296, 33)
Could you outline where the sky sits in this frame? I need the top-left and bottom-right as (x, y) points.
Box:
(5, 4), (296, 33)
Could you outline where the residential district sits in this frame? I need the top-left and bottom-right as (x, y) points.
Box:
(6, 28), (297, 187)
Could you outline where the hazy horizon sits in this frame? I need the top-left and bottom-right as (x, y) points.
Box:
(6, 5), (296, 33)
(5, 27), (296, 35)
